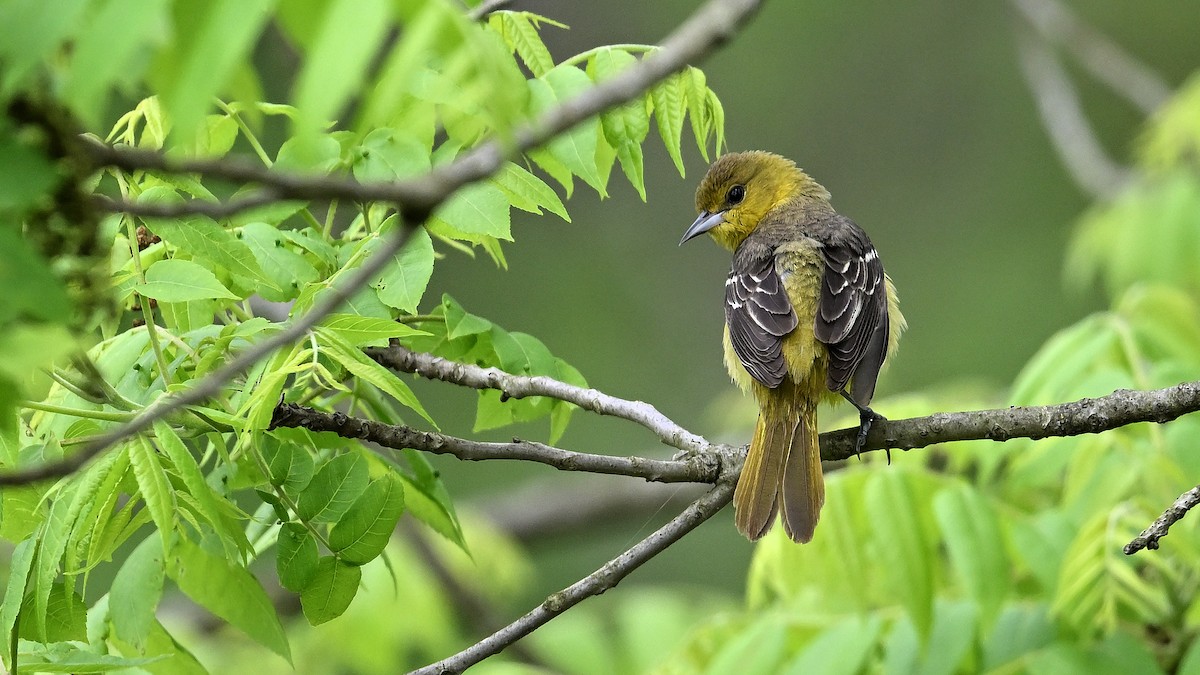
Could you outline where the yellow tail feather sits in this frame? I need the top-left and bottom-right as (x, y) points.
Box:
(733, 384), (825, 543)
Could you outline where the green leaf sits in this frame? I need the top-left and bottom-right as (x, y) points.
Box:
(130, 437), (177, 540)
(62, 0), (170, 128)
(650, 72), (688, 176)
(300, 556), (361, 625)
(782, 615), (882, 675)
(490, 12), (555, 77)
(866, 470), (934, 634)
(0, 0), (90, 92)
(0, 228), (70, 324)
(169, 538), (290, 661)
(491, 161), (570, 221)
(394, 449), (465, 549)
(370, 224), (436, 313)
(14, 640), (168, 673)
(329, 473), (405, 565)
(588, 48), (650, 199)
(0, 132), (60, 213)
(276, 523), (319, 592)
(153, 422), (233, 540)
(442, 294), (492, 339)
(352, 128), (432, 182)
(261, 437), (316, 495)
(933, 483), (1009, 625)
(135, 259), (240, 302)
(315, 326), (435, 426)
(292, 0), (392, 130)
(239, 222), (321, 303)
(145, 217), (278, 292)
(297, 451), (370, 524)
(0, 538), (36, 659)
(432, 182), (512, 240)
(153, 0), (274, 145)
(318, 314), (429, 348)
(530, 67), (605, 195)
(109, 533), (165, 651)
(684, 67), (712, 161)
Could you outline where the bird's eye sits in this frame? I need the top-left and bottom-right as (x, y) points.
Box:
(727, 185), (746, 205)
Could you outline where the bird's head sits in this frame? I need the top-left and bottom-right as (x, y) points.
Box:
(681, 151), (828, 251)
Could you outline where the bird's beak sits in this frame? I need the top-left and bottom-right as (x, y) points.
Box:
(679, 210), (725, 245)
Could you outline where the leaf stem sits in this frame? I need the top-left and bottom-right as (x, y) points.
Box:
(20, 401), (137, 423)
(559, 44), (658, 68)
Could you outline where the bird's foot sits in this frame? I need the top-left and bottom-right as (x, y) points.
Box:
(854, 407), (887, 460)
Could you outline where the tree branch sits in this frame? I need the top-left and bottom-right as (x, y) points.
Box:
(366, 344), (710, 455)
(823, 380), (1200, 460)
(85, 0), (766, 220)
(3, 0), (764, 487)
(1009, 0), (1171, 114)
(1124, 484), (1200, 555)
(410, 481), (736, 675)
(1014, 26), (1133, 200)
(269, 402), (726, 483)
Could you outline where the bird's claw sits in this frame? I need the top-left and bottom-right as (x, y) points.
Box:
(853, 407), (886, 462)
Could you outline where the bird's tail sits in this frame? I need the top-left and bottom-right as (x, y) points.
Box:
(733, 382), (825, 543)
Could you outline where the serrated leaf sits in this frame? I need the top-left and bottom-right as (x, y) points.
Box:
(315, 327), (435, 426)
(866, 470), (933, 634)
(394, 449), (465, 549)
(684, 67), (712, 161)
(152, 422), (232, 540)
(169, 538), (290, 660)
(297, 451), (370, 524)
(351, 128), (432, 182)
(277, 523), (319, 592)
(433, 182), (512, 240)
(442, 294), (492, 339)
(0, 538), (36, 652)
(145, 217), (278, 292)
(650, 72), (687, 176)
(329, 473), (405, 565)
(318, 314), (429, 347)
(292, 0), (392, 131)
(369, 224), (436, 313)
(135, 259), (239, 302)
(130, 437), (176, 541)
(491, 162), (570, 221)
(589, 48), (650, 199)
(300, 556), (361, 625)
(491, 12), (554, 77)
(239, 222), (321, 303)
(109, 533), (165, 651)
(530, 68), (605, 195)
(933, 484), (1009, 625)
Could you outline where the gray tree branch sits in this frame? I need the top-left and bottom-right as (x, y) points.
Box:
(1124, 484), (1200, 555)
(1, 0), (765, 488)
(365, 344), (711, 454)
(410, 481), (737, 675)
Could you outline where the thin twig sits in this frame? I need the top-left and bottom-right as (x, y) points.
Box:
(1124, 484), (1200, 555)
(366, 345), (709, 454)
(1014, 26), (1133, 200)
(0, 221), (418, 486)
(2, 0), (765, 487)
(269, 402), (726, 483)
(1010, 0), (1171, 114)
(410, 481), (736, 675)
(85, 0), (766, 220)
(822, 380), (1200, 460)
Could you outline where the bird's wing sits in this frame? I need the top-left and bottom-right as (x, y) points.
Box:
(726, 251), (799, 388)
(813, 216), (889, 406)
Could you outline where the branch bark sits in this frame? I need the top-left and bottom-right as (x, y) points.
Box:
(269, 402), (726, 483)
(1124, 484), (1200, 555)
(409, 481), (736, 675)
(366, 344), (710, 454)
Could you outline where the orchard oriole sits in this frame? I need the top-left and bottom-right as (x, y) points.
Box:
(681, 151), (904, 543)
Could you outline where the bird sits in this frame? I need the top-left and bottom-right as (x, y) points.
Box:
(680, 151), (904, 543)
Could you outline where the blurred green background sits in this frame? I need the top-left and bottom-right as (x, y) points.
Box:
(399, 0), (1200, 606)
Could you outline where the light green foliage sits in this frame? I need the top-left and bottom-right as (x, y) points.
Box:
(0, 1), (726, 671)
(644, 69), (1200, 675)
